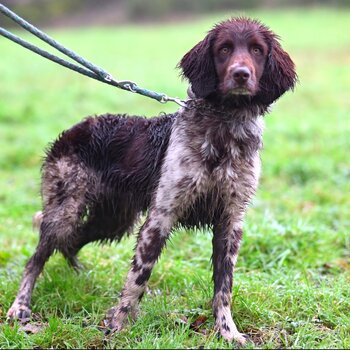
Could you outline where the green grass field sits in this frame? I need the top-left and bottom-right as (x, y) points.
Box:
(1, 7), (350, 349)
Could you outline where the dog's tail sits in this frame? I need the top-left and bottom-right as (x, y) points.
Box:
(32, 211), (43, 231)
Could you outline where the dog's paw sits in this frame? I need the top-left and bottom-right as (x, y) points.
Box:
(7, 302), (31, 323)
(233, 333), (251, 347)
(220, 328), (251, 347)
(103, 307), (128, 334)
(216, 321), (251, 347)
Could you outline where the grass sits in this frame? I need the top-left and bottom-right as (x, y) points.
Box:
(1, 7), (350, 349)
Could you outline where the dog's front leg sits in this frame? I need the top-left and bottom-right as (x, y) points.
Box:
(212, 218), (248, 345)
(106, 205), (177, 332)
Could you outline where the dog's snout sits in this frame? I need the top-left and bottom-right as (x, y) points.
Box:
(232, 67), (251, 84)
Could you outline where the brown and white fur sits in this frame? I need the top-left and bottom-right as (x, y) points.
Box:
(7, 17), (297, 345)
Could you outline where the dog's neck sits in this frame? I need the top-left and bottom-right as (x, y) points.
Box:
(176, 100), (264, 164)
(185, 86), (271, 118)
(185, 99), (267, 125)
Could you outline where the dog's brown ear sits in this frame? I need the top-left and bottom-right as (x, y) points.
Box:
(178, 33), (217, 98)
(258, 38), (297, 105)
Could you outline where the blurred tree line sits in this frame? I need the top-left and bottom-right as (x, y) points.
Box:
(1, 0), (348, 27)
(126, 0), (349, 19)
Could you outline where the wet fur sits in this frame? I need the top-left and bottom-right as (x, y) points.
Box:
(8, 17), (296, 344)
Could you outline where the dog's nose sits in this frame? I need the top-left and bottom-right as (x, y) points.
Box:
(232, 67), (250, 84)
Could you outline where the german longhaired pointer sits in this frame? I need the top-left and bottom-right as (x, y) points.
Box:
(8, 17), (296, 344)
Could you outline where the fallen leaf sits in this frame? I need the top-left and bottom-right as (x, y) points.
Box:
(335, 258), (350, 270)
(190, 315), (208, 335)
(20, 322), (46, 334)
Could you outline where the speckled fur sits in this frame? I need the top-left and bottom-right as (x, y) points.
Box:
(8, 17), (296, 345)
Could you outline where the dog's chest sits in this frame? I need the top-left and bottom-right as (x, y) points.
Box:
(164, 110), (264, 193)
(200, 121), (261, 169)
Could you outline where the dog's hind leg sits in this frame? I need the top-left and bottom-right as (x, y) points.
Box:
(8, 159), (91, 320)
(7, 200), (89, 321)
(7, 218), (57, 321)
(32, 211), (82, 271)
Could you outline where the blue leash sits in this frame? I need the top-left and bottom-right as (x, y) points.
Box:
(0, 3), (187, 108)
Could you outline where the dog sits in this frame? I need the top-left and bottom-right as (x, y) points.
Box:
(7, 17), (296, 344)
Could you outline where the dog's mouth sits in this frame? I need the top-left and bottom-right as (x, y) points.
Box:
(229, 87), (251, 96)
(220, 80), (256, 97)
(224, 86), (255, 98)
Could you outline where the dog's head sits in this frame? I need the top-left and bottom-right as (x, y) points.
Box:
(179, 17), (297, 106)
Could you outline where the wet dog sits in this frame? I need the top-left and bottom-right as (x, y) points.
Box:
(8, 17), (296, 344)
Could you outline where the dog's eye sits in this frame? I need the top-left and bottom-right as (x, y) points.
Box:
(251, 46), (263, 55)
(219, 47), (230, 55)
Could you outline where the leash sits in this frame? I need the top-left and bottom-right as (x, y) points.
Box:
(0, 3), (187, 108)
